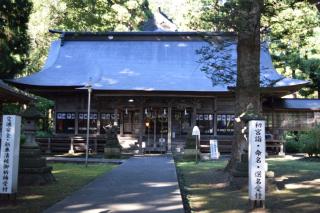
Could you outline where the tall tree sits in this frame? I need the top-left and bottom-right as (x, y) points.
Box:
(195, 0), (320, 172)
(194, 0), (320, 98)
(0, 0), (32, 79)
(196, 0), (264, 172)
(264, 1), (320, 98)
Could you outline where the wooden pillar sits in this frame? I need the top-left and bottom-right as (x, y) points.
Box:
(75, 96), (79, 135)
(94, 138), (98, 153)
(153, 114), (157, 148)
(192, 100), (197, 127)
(46, 137), (51, 154)
(167, 104), (172, 153)
(120, 110), (124, 136)
(69, 137), (75, 154)
(96, 99), (101, 136)
(138, 104), (144, 154)
(0, 103), (3, 118)
(213, 97), (217, 136)
(53, 101), (57, 134)
(114, 108), (118, 126)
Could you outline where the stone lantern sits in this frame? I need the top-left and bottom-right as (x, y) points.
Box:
(19, 104), (55, 185)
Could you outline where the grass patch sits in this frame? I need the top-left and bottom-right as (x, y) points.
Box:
(0, 163), (116, 213)
(176, 157), (320, 213)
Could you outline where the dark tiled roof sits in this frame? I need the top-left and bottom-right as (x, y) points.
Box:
(10, 31), (307, 92)
(0, 80), (34, 103)
(265, 98), (320, 111)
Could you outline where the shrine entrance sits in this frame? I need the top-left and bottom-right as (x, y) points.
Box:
(144, 108), (168, 152)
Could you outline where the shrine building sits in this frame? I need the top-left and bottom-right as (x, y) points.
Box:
(8, 30), (320, 153)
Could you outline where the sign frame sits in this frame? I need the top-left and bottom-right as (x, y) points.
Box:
(210, 139), (219, 160)
(0, 115), (21, 194)
(248, 119), (266, 208)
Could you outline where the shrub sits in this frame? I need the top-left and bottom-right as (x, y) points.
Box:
(284, 131), (304, 153)
(36, 130), (52, 137)
(185, 129), (197, 149)
(300, 126), (320, 157)
(285, 140), (304, 153)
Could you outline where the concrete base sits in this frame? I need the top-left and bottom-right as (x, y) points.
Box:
(184, 148), (197, 155)
(249, 199), (265, 209)
(104, 147), (121, 158)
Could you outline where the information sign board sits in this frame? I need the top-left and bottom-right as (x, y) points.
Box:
(0, 115), (21, 194)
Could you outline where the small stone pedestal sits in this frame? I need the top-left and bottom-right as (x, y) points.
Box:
(229, 153), (249, 189)
(19, 105), (55, 186)
(19, 146), (55, 185)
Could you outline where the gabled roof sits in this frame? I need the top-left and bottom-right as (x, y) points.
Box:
(10, 31), (308, 93)
(264, 98), (320, 111)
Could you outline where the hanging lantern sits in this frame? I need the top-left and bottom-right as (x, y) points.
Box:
(184, 108), (188, 115)
(163, 108), (167, 115)
(145, 108), (148, 115)
(125, 108), (128, 115)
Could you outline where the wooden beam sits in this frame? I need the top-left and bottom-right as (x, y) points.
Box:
(167, 103), (172, 153)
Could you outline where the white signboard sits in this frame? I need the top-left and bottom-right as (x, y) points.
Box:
(0, 115), (21, 194)
(210, 139), (220, 160)
(248, 120), (266, 202)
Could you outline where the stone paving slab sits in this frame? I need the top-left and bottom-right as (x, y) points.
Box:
(44, 155), (184, 213)
(45, 156), (125, 164)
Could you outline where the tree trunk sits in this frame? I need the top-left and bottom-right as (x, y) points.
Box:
(317, 78), (320, 99)
(226, 0), (264, 172)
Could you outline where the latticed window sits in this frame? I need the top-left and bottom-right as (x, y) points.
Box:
(56, 112), (75, 134)
(217, 114), (234, 135)
(196, 113), (214, 134)
(78, 113), (98, 134)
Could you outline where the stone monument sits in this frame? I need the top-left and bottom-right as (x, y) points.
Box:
(19, 104), (55, 185)
(230, 104), (275, 189)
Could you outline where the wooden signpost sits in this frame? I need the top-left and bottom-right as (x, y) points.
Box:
(0, 115), (21, 195)
(248, 120), (266, 208)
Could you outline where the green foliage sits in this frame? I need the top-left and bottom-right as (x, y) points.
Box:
(0, 0), (32, 79)
(285, 136), (304, 153)
(185, 129), (196, 149)
(36, 130), (52, 137)
(300, 125), (320, 157)
(33, 97), (54, 132)
(20, 133), (26, 145)
(26, 0), (151, 74)
(285, 140), (303, 153)
(284, 128), (320, 155)
(265, 1), (320, 97)
(1, 103), (23, 115)
(187, 0), (320, 97)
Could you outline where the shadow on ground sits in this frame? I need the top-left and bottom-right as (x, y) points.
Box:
(176, 157), (320, 213)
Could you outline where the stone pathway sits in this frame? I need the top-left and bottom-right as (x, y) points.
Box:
(44, 155), (184, 213)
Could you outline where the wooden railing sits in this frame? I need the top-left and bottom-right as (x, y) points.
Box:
(36, 136), (107, 153)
